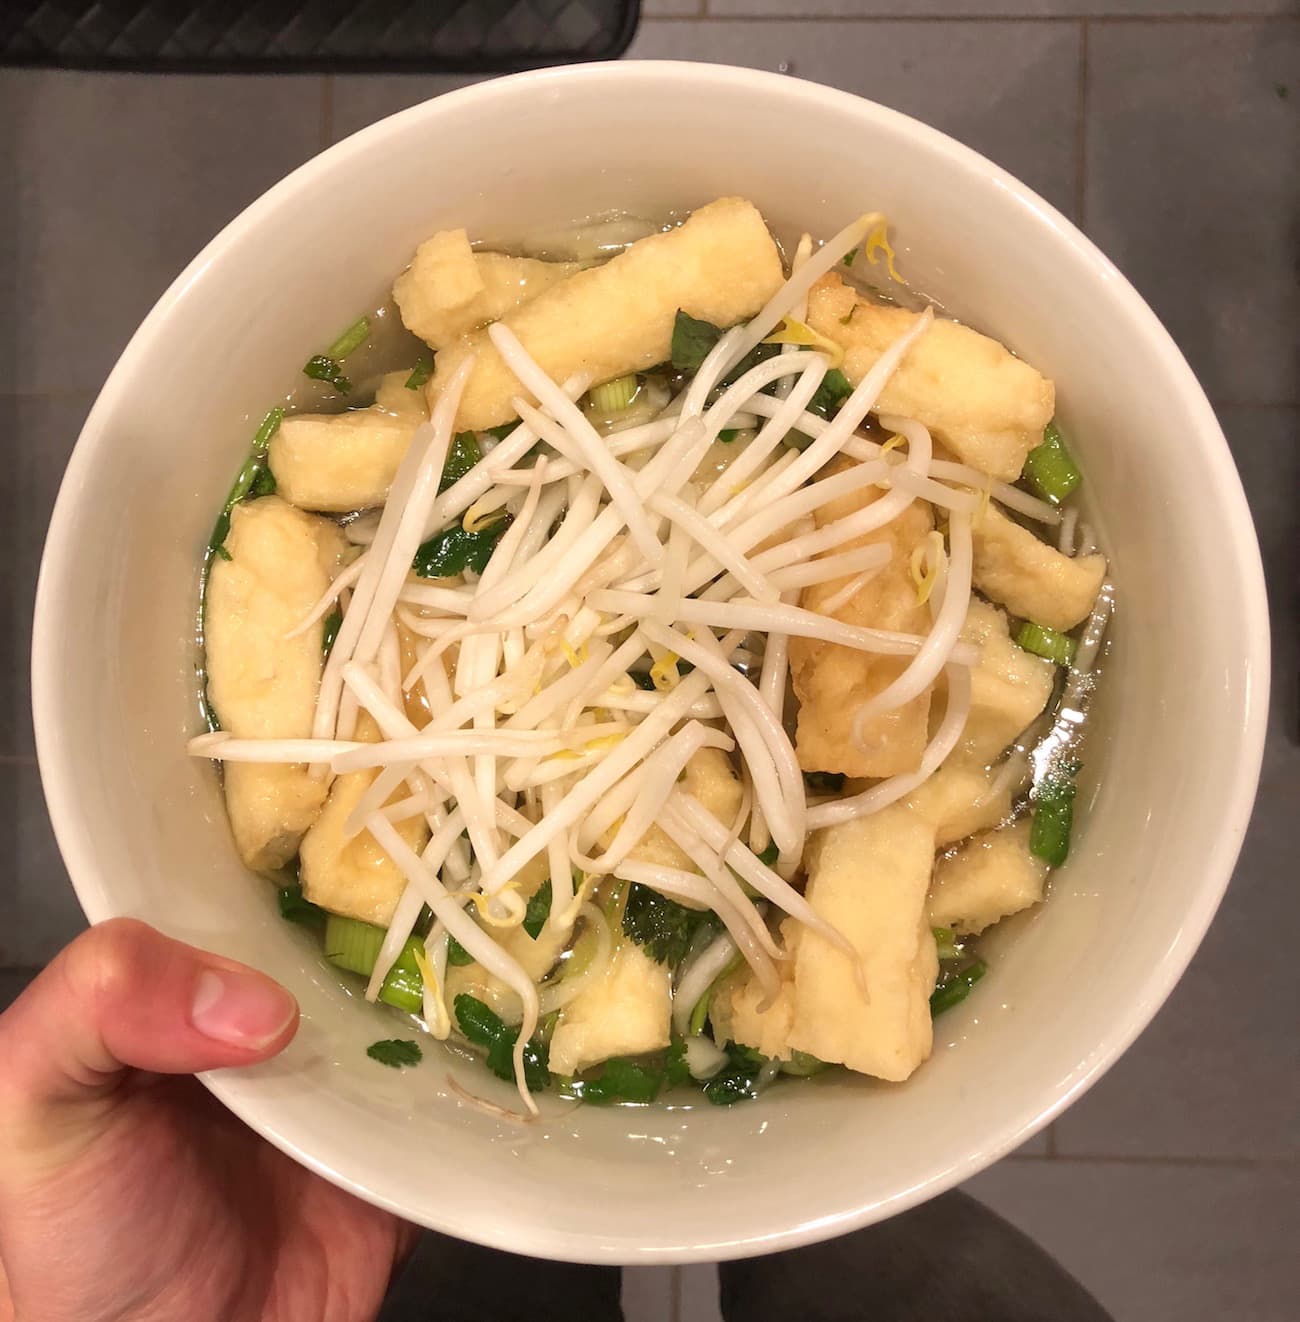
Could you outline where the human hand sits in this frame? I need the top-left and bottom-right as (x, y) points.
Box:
(0, 919), (416, 1321)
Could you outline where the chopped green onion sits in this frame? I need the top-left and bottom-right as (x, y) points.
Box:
(843, 247), (858, 267)
(412, 517), (511, 578)
(326, 316), (370, 361)
(522, 880), (553, 940)
(321, 605), (343, 657)
(277, 881), (325, 927)
(209, 408), (285, 558)
(932, 926), (962, 962)
(323, 914), (425, 1014)
(1030, 764), (1079, 868)
(1022, 421), (1082, 505)
(405, 355), (433, 390)
(302, 354), (352, 394)
(808, 367), (853, 418)
(780, 1050), (828, 1077)
(718, 428), (741, 443)
(588, 375), (639, 414)
(454, 993), (550, 1090)
(1016, 621), (1077, 667)
(930, 960), (987, 1016)
(757, 841), (780, 868)
(367, 1038), (422, 1068)
(441, 432), (482, 493)
(251, 407), (286, 451)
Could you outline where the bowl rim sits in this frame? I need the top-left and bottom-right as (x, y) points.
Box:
(32, 60), (1271, 1263)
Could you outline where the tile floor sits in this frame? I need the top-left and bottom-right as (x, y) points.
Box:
(2, 3), (1296, 1319)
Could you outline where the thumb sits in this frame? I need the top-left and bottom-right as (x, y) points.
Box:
(0, 918), (297, 1125)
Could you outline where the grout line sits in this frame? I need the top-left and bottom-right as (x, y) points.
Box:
(320, 75), (334, 150)
(1075, 20), (1089, 229)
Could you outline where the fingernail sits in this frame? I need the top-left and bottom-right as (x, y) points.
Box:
(190, 968), (297, 1047)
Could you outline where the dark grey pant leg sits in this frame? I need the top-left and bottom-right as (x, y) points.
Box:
(718, 1191), (1114, 1322)
(378, 1232), (624, 1322)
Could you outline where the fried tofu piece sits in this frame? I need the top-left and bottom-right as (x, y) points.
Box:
(205, 496), (348, 870)
(298, 714), (430, 927)
(427, 197), (784, 432)
(268, 371), (428, 513)
(972, 505), (1106, 632)
(619, 746), (743, 872)
(905, 762), (1014, 848)
(928, 818), (1048, 935)
(711, 920), (800, 1063)
(791, 471), (934, 778)
(394, 232), (582, 349)
(443, 854), (569, 1025)
(789, 805), (939, 1081)
(718, 807), (938, 1081)
(806, 274), (1055, 482)
(957, 600), (1056, 766)
(547, 939), (673, 1076)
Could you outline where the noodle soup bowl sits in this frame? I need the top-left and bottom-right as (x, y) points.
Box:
(33, 62), (1269, 1262)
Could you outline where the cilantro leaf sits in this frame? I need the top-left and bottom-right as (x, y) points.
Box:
(367, 1038), (423, 1068)
(622, 884), (720, 967)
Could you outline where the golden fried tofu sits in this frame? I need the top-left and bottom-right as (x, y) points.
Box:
(807, 274), (1055, 482)
(205, 496), (348, 870)
(972, 505), (1106, 632)
(957, 600), (1056, 766)
(269, 371), (428, 514)
(905, 762), (1014, 848)
(792, 805), (938, 1080)
(298, 714), (430, 927)
(791, 467), (934, 778)
(619, 746), (743, 872)
(928, 817), (1049, 935)
(427, 197), (784, 432)
(394, 231), (582, 349)
(547, 939), (673, 1076)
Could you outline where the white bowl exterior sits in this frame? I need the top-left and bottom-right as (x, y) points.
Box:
(33, 64), (1268, 1263)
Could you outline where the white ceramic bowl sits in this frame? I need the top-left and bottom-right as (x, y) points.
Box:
(33, 63), (1269, 1264)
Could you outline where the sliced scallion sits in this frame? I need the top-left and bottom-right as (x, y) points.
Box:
(326, 316), (370, 362)
(405, 355), (433, 390)
(588, 375), (639, 414)
(1015, 621), (1077, 666)
(1022, 421), (1082, 505)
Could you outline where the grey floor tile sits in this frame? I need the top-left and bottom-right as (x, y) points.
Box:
(966, 1159), (1299, 1322)
(1055, 407), (1298, 1162)
(0, 759), (83, 967)
(0, 70), (323, 396)
(627, 20), (1082, 217)
(329, 73), (490, 143)
(0, 967), (38, 1013)
(0, 394), (94, 758)
(333, 22), (1081, 216)
(1085, 21), (1299, 405)
(706, 2), (1295, 15)
(622, 1265), (677, 1321)
(645, 0), (702, 14)
(678, 1264), (722, 1322)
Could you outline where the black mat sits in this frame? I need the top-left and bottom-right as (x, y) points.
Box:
(0, 0), (640, 73)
